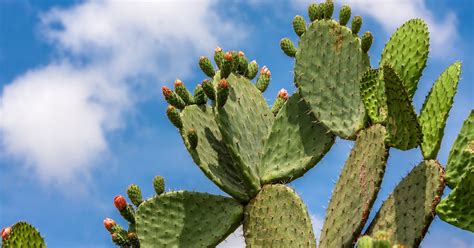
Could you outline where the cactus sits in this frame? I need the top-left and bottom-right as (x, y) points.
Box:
(1, 222), (45, 248)
(5, 1), (470, 247)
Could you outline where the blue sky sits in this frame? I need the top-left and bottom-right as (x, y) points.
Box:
(0, 0), (472, 247)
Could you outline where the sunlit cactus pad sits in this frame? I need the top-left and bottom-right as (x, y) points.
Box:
(1, 222), (45, 248)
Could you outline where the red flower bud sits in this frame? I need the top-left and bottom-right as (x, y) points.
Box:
(162, 86), (172, 97)
(114, 195), (127, 211)
(224, 52), (233, 61)
(218, 79), (229, 88)
(261, 66), (271, 76)
(1, 227), (11, 240)
(278, 88), (289, 100)
(174, 79), (183, 88)
(103, 218), (116, 231)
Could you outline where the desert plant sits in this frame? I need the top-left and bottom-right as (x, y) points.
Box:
(2, 1), (471, 247)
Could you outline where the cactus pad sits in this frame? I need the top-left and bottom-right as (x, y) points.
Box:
(383, 65), (421, 150)
(360, 69), (386, 124)
(260, 92), (335, 184)
(1, 222), (45, 248)
(180, 105), (249, 202)
(445, 110), (474, 188)
(366, 160), (445, 247)
(217, 73), (273, 194)
(419, 62), (462, 159)
(136, 191), (243, 247)
(295, 19), (370, 139)
(380, 19), (429, 99)
(436, 166), (474, 232)
(319, 124), (388, 248)
(243, 184), (315, 247)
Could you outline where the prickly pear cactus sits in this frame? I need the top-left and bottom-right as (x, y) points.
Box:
(1, 222), (46, 248)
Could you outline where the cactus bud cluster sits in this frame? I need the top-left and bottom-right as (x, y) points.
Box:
(217, 79), (230, 107)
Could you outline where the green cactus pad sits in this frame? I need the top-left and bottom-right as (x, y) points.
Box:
(379, 19), (429, 99)
(419, 62), (462, 159)
(383, 65), (421, 150)
(357, 234), (391, 248)
(243, 184), (315, 247)
(216, 73), (273, 195)
(295, 19), (370, 139)
(180, 105), (249, 202)
(445, 110), (474, 188)
(319, 124), (388, 248)
(436, 166), (474, 232)
(136, 191), (243, 247)
(366, 160), (445, 247)
(1, 222), (46, 248)
(260, 93), (335, 184)
(360, 69), (386, 124)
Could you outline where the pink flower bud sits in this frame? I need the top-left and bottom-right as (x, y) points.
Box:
(162, 86), (172, 97)
(114, 195), (127, 211)
(174, 79), (183, 88)
(103, 218), (116, 231)
(278, 88), (289, 100)
(1, 227), (11, 240)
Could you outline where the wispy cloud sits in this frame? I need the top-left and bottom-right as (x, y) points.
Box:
(0, 0), (245, 188)
(293, 0), (458, 58)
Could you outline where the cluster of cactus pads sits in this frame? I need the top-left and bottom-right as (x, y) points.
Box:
(2, 1), (472, 247)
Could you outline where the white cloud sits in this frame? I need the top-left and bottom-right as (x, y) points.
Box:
(294, 0), (458, 58)
(0, 0), (244, 187)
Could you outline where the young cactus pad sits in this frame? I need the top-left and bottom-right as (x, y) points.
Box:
(1, 222), (46, 248)
(136, 191), (243, 247)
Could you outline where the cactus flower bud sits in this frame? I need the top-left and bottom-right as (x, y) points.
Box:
(1, 227), (11, 240)
(173, 79), (194, 105)
(103, 218), (116, 231)
(339, 5), (351, 26)
(217, 79), (230, 107)
(292, 15), (306, 37)
(201, 79), (216, 101)
(221, 52), (234, 78)
(127, 184), (143, 207)
(187, 128), (198, 149)
(166, 105), (183, 129)
(246, 60), (259, 80)
(361, 31), (373, 53)
(280, 38), (297, 57)
(351, 16), (362, 35)
(271, 88), (289, 116)
(214, 47), (224, 69)
(237, 51), (248, 76)
(324, 0), (334, 19)
(256, 66), (271, 93)
(308, 3), (318, 21)
(114, 195), (127, 211)
(153, 175), (165, 195)
(127, 232), (140, 247)
(199, 56), (215, 78)
(162, 86), (186, 109)
(193, 84), (207, 105)
(278, 88), (289, 100)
